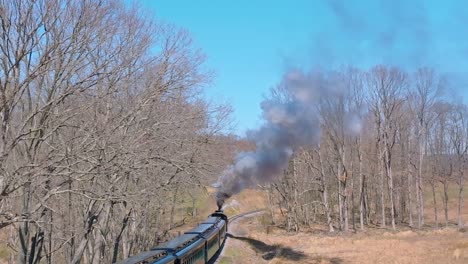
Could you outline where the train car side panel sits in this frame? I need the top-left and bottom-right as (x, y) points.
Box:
(175, 238), (205, 264)
(205, 229), (220, 261)
(114, 249), (176, 264)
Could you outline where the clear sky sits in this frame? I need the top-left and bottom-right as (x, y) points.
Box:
(133, 0), (468, 135)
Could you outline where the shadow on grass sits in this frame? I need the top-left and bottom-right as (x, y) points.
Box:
(228, 233), (340, 262)
(308, 256), (344, 264)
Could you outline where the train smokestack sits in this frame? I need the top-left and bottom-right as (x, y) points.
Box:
(216, 192), (230, 210)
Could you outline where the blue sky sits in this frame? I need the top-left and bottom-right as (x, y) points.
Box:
(133, 0), (468, 135)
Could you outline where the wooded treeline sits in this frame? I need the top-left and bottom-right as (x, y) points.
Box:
(0, 1), (236, 263)
(267, 66), (468, 233)
(2, 0), (468, 263)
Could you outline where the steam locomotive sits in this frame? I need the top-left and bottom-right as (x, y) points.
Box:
(116, 211), (228, 264)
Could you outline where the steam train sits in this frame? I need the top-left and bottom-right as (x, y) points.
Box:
(116, 211), (228, 264)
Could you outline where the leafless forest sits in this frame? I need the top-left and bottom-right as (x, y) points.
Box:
(266, 66), (466, 234)
(0, 1), (236, 263)
(0, 1), (467, 264)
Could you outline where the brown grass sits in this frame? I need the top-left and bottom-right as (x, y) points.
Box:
(220, 186), (468, 264)
(225, 214), (468, 264)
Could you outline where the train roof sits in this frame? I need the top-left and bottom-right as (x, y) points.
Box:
(184, 223), (219, 238)
(153, 233), (201, 253)
(202, 216), (221, 224)
(185, 223), (214, 233)
(115, 249), (174, 264)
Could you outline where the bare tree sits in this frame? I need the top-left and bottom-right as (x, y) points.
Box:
(409, 67), (443, 228)
(447, 104), (468, 228)
(305, 146), (334, 232)
(0, 1), (234, 263)
(431, 103), (453, 227)
(366, 66), (407, 230)
(263, 66), (464, 235)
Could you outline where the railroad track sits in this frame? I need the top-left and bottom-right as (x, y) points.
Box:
(228, 209), (265, 223)
(210, 209), (265, 264)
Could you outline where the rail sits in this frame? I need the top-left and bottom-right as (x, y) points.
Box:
(228, 209), (265, 223)
(210, 209), (265, 264)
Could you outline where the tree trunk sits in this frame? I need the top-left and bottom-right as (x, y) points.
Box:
(19, 182), (32, 264)
(457, 160), (464, 228)
(343, 178), (349, 232)
(338, 159), (348, 232)
(112, 209), (132, 263)
(351, 172), (356, 231)
(384, 131), (396, 230)
(123, 207), (137, 260)
(324, 185), (334, 232)
(65, 157), (75, 263)
(384, 154), (395, 230)
(318, 150), (334, 232)
(91, 202), (112, 264)
(341, 148), (349, 232)
(388, 164), (396, 230)
(359, 174), (366, 230)
(292, 157), (299, 232)
(70, 201), (99, 264)
(431, 181), (438, 228)
(417, 137), (425, 229)
(266, 188), (276, 225)
(349, 147), (356, 231)
(379, 154), (386, 227)
(407, 137), (414, 227)
(443, 180), (449, 227)
(359, 184), (365, 229)
(169, 184), (180, 229)
(358, 137), (365, 230)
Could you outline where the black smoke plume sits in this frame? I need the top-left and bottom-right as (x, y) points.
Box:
(215, 70), (337, 207)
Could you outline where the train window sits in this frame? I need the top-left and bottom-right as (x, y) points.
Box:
(210, 237), (218, 248)
(196, 248), (204, 262)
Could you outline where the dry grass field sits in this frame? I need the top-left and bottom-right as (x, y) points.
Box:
(222, 217), (468, 264)
(218, 187), (468, 264)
